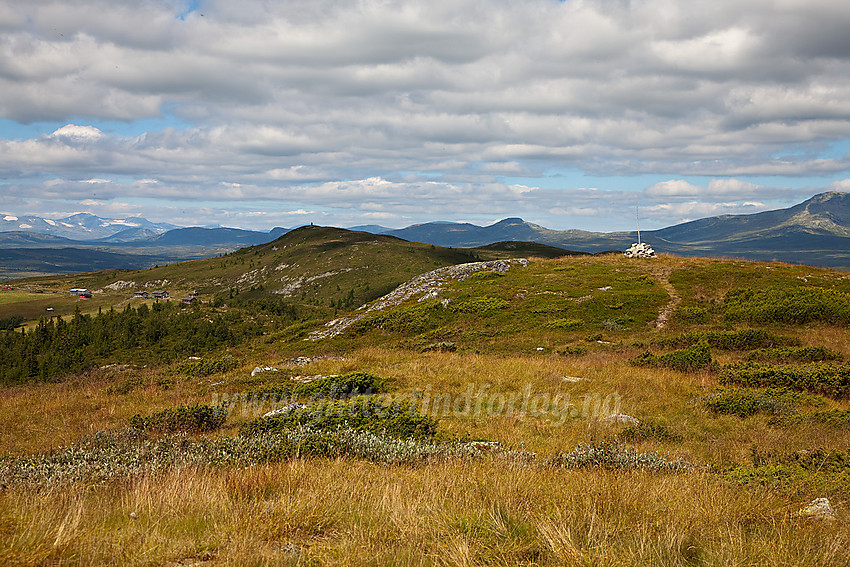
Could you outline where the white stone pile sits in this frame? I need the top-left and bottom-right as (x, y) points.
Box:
(624, 242), (656, 258)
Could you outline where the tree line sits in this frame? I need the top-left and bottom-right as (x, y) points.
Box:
(0, 301), (282, 384)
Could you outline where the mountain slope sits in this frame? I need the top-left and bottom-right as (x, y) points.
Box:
(653, 191), (850, 243)
(141, 227), (278, 247)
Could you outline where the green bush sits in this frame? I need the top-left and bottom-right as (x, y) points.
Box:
(130, 403), (228, 433)
(630, 343), (714, 372)
(744, 346), (842, 364)
(719, 362), (850, 398)
(449, 297), (510, 315)
(465, 270), (505, 282)
(241, 396), (438, 440)
(724, 287), (850, 325)
(250, 371), (390, 400)
(660, 329), (799, 351)
(545, 318), (583, 330)
(673, 307), (708, 324)
(174, 356), (240, 377)
(701, 387), (821, 418)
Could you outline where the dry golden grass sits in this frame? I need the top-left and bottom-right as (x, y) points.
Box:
(0, 459), (847, 566)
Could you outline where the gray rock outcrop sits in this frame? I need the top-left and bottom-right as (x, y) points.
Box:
(794, 497), (837, 520)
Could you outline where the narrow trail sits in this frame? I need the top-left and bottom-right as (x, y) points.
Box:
(651, 267), (681, 330)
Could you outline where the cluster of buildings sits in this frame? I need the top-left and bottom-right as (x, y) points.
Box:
(133, 290), (199, 304)
(67, 288), (199, 304)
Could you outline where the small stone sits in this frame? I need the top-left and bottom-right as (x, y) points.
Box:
(561, 376), (585, 383)
(603, 414), (640, 426)
(794, 497), (837, 520)
(129, 512), (138, 520)
(263, 403), (307, 418)
(251, 366), (278, 376)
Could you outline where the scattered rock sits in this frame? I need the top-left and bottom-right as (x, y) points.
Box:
(603, 414), (640, 426)
(597, 286), (613, 291)
(263, 403), (307, 418)
(464, 441), (502, 452)
(283, 355), (347, 366)
(794, 497), (837, 520)
(105, 280), (136, 291)
(624, 242), (656, 258)
(289, 374), (338, 384)
(251, 366), (279, 377)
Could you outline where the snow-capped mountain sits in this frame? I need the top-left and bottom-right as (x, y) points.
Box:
(0, 213), (178, 240)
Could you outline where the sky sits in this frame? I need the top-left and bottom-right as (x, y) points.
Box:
(2, 0), (850, 232)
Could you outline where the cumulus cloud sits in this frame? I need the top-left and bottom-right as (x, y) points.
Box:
(0, 0), (849, 229)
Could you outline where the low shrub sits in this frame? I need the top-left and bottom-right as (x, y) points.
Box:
(720, 362), (850, 398)
(724, 287), (850, 325)
(465, 270), (505, 282)
(660, 329), (799, 351)
(744, 346), (843, 364)
(106, 376), (145, 395)
(0, 428), (485, 487)
(701, 387), (822, 418)
(174, 356), (240, 377)
(557, 345), (587, 356)
(240, 396), (439, 440)
(630, 343), (714, 372)
(449, 296), (510, 315)
(421, 341), (457, 352)
(545, 318), (583, 330)
(723, 448), (850, 493)
(770, 409), (850, 428)
(620, 420), (682, 442)
(673, 307), (709, 324)
(130, 403), (228, 433)
(546, 441), (693, 472)
(601, 317), (634, 331)
(249, 371), (390, 400)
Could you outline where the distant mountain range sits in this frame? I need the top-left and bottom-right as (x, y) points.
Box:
(1, 191), (849, 279)
(0, 212), (178, 240)
(354, 191), (850, 269)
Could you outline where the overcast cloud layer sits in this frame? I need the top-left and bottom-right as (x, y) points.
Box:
(2, 0), (850, 231)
